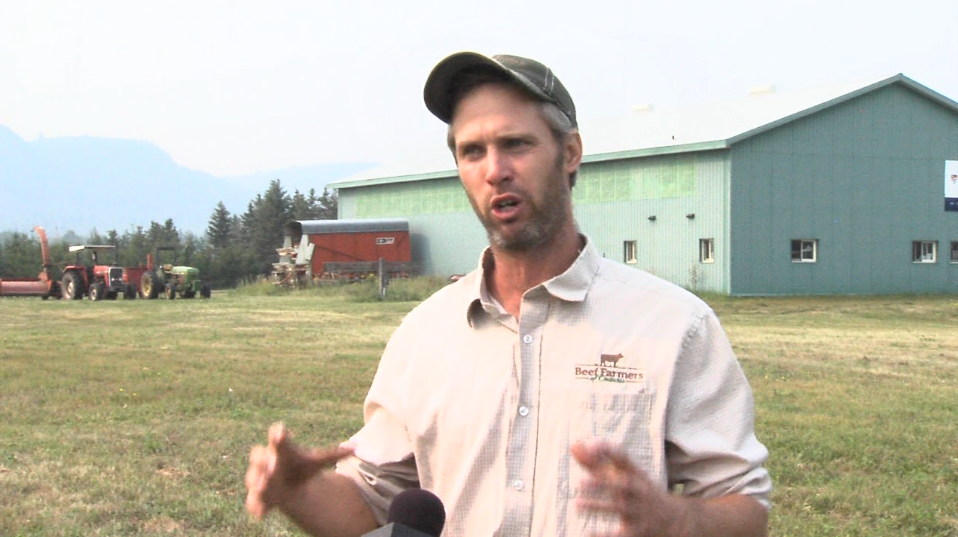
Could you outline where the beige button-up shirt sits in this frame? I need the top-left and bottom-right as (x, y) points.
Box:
(337, 238), (771, 536)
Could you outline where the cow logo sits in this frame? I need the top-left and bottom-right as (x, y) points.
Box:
(600, 353), (623, 367)
(574, 352), (643, 384)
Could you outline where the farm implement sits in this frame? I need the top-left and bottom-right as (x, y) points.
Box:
(0, 226), (60, 299)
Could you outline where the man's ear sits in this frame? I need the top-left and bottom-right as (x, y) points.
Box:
(564, 131), (583, 173)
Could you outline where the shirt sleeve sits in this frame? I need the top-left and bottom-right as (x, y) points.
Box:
(335, 322), (421, 524)
(664, 309), (772, 510)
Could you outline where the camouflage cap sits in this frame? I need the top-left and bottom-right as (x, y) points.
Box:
(423, 52), (577, 128)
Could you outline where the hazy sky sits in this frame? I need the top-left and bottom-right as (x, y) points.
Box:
(1, 0), (956, 177)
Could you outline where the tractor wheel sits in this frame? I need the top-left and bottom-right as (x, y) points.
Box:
(200, 285), (211, 299)
(141, 272), (161, 299)
(61, 272), (84, 300)
(165, 282), (176, 300)
(90, 282), (106, 301)
(124, 284), (137, 299)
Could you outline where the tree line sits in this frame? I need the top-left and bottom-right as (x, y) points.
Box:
(0, 179), (336, 289)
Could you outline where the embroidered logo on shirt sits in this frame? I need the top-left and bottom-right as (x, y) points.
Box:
(574, 353), (644, 384)
(600, 353), (623, 367)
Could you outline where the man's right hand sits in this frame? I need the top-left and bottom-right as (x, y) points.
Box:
(245, 422), (354, 519)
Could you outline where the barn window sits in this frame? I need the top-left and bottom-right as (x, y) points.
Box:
(912, 241), (937, 263)
(624, 241), (637, 264)
(791, 239), (817, 263)
(699, 239), (714, 263)
(951, 241), (958, 263)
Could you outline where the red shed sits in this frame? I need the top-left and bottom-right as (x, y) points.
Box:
(283, 219), (413, 280)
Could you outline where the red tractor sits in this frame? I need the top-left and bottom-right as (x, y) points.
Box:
(60, 245), (138, 301)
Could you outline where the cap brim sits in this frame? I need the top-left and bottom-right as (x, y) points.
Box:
(423, 52), (506, 123)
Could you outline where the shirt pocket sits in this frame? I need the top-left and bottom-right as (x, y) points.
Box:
(569, 391), (654, 445)
(565, 391), (656, 536)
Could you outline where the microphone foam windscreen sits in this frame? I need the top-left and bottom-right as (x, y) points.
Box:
(387, 488), (446, 537)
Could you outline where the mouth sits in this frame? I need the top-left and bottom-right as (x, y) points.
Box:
(490, 195), (522, 219)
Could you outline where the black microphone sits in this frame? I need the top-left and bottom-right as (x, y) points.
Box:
(362, 488), (446, 537)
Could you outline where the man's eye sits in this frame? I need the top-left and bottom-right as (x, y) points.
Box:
(503, 138), (530, 150)
(459, 145), (482, 159)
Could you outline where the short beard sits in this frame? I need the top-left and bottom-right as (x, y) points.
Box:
(470, 151), (571, 252)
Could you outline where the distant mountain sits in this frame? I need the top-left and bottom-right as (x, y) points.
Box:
(0, 125), (374, 238)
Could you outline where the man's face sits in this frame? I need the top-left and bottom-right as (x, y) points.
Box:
(450, 83), (577, 252)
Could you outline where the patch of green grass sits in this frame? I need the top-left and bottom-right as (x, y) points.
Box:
(711, 294), (958, 537)
(1, 292), (956, 536)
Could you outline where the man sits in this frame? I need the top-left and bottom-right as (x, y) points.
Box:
(246, 52), (771, 536)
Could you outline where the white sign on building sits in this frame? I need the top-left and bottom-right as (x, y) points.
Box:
(946, 160), (958, 212)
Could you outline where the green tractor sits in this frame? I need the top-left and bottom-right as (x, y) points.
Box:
(140, 246), (211, 300)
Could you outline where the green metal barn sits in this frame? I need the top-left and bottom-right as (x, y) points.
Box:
(331, 74), (958, 295)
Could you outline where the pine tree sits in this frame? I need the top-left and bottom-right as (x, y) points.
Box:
(181, 232), (203, 265)
(162, 219), (179, 245)
(0, 232), (41, 278)
(207, 201), (233, 249)
(244, 179), (292, 274)
(241, 197), (260, 243)
(290, 190), (315, 220)
(317, 187), (338, 220)
(227, 215), (245, 243)
(59, 230), (82, 246)
(147, 219), (179, 249)
(123, 226), (150, 267)
(87, 228), (105, 245)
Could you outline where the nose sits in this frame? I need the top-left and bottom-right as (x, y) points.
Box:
(482, 148), (512, 186)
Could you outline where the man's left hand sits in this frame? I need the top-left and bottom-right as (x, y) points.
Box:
(571, 440), (692, 537)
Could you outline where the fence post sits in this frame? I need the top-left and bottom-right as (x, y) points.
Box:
(378, 258), (386, 300)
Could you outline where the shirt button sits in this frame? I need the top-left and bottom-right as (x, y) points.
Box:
(522, 334), (533, 344)
(513, 479), (524, 491)
(518, 406), (529, 417)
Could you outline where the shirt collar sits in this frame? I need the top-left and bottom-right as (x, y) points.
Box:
(464, 235), (600, 327)
(542, 235), (600, 302)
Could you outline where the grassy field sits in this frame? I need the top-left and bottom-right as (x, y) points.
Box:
(1, 283), (956, 536)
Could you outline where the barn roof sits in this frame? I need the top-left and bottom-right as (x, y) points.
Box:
(331, 73), (958, 190)
(287, 218), (409, 236)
